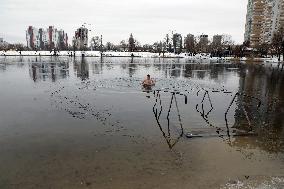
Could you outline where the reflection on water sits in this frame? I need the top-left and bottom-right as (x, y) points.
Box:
(29, 62), (69, 82)
(1, 56), (283, 153)
(233, 63), (284, 153)
(153, 91), (184, 149)
(0, 56), (283, 189)
(74, 58), (89, 81)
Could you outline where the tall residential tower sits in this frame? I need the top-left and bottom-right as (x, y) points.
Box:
(26, 26), (68, 50)
(244, 0), (284, 47)
(73, 27), (89, 50)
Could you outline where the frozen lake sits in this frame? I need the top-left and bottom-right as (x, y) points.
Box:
(0, 56), (283, 189)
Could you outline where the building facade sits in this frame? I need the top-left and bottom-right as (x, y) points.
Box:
(0, 38), (4, 48)
(26, 26), (36, 49)
(270, 0), (284, 39)
(199, 34), (209, 52)
(58, 30), (68, 50)
(26, 26), (68, 50)
(172, 33), (183, 54)
(262, 0), (274, 43)
(244, 0), (284, 47)
(212, 35), (222, 46)
(73, 27), (88, 50)
(244, 0), (254, 43)
(184, 34), (195, 53)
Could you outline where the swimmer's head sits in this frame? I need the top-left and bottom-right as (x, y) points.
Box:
(147, 74), (150, 79)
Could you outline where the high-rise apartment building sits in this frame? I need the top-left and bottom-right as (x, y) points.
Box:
(184, 34), (195, 52)
(244, 0), (253, 43)
(26, 26), (36, 49)
(58, 30), (68, 50)
(73, 27), (88, 50)
(212, 35), (223, 46)
(172, 33), (183, 54)
(244, 0), (284, 47)
(244, 0), (266, 47)
(26, 26), (68, 50)
(199, 34), (209, 52)
(270, 0), (284, 38)
(47, 26), (58, 49)
(262, 0), (274, 43)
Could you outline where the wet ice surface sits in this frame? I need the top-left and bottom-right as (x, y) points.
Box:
(222, 177), (284, 189)
(0, 57), (283, 189)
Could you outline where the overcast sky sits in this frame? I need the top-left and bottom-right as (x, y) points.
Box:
(0, 0), (248, 45)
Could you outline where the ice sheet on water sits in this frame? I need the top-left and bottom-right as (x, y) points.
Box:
(77, 76), (232, 95)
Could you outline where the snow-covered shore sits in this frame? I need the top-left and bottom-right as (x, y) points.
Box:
(0, 50), (177, 58)
(0, 50), (282, 63)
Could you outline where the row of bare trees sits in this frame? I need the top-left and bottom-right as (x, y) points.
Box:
(233, 27), (284, 61)
(0, 43), (27, 51)
(89, 33), (234, 56)
(88, 28), (284, 59)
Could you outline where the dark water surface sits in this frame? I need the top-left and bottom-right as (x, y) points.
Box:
(0, 57), (283, 189)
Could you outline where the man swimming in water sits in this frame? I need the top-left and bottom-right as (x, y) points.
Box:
(142, 74), (155, 86)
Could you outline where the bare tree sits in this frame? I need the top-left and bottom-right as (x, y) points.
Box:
(105, 42), (116, 51)
(90, 36), (100, 51)
(271, 27), (284, 61)
(210, 34), (234, 57)
(120, 40), (127, 51)
(142, 44), (153, 52)
(256, 43), (270, 57)
(0, 43), (25, 51)
(221, 35), (234, 57)
(153, 41), (163, 54)
(164, 33), (173, 53)
(232, 41), (249, 58)
(134, 39), (141, 51)
(221, 35), (234, 47)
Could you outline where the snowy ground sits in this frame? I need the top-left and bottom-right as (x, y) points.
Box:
(0, 50), (282, 63)
(0, 50), (174, 58)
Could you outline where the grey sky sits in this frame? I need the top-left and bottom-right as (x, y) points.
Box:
(0, 0), (248, 45)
